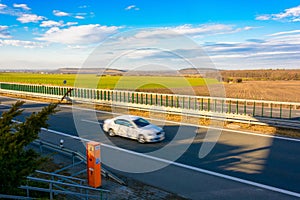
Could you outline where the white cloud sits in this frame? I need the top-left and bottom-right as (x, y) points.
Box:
(0, 25), (11, 38)
(255, 15), (270, 21)
(17, 14), (45, 23)
(256, 5), (300, 22)
(65, 22), (78, 26)
(133, 24), (252, 39)
(75, 15), (84, 19)
(79, 5), (88, 9)
(0, 3), (7, 9)
(53, 10), (70, 17)
(204, 30), (300, 63)
(172, 24), (233, 35)
(268, 29), (300, 37)
(0, 39), (45, 48)
(40, 20), (62, 27)
(40, 20), (79, 27)
(125, 5), (139, 11)
(13, 3), (30, 10)
(36, 24), (120, 45)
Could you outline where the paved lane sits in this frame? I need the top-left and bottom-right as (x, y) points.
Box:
(1, 96), (299, 199)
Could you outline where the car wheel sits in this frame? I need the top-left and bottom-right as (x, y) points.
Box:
(138, 135), (146, 143)
(108, 129), (115, 137)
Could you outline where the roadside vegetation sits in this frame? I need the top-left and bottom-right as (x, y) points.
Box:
(0, 101), (58, 195)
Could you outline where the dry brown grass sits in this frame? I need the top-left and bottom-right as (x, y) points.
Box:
(220, 81), (300, 102)
(139, 81), (300, 102)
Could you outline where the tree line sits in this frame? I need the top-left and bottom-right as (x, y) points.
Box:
(221, 69), (300, 81)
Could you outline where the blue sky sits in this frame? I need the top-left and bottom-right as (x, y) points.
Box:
(0, 0), (300, 70)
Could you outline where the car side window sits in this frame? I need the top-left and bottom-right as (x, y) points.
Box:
(123, 120), (133, 127)
(115, 119), (133, 127)
(114, 119), (123, 125)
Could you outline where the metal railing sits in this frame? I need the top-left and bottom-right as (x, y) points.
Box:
(33, 139), (126, 186)
(1, 81), (299, 124)
(21, 176), (110, 200)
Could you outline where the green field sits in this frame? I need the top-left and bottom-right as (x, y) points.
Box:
(0, 73), (219, 90)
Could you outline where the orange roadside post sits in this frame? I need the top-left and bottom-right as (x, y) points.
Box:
(86, 141), (101, 188)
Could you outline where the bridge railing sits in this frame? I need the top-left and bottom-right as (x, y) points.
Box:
(1, 82), (300, 120)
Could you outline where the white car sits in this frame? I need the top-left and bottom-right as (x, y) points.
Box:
(103, 115), (165, 143)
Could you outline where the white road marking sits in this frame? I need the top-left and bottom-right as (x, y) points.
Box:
(68, 105), (300, 143)
(1, 95), (300, 142)
(81, 119), (103, 125)
(101, 142), (300, 198)
(39, 127), (300, 198)
(1, 97), (300, 198)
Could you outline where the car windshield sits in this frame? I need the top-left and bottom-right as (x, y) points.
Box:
(133, 118), (150, 128)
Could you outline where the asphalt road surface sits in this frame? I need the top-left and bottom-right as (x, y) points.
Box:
(1, 96), (299, 200)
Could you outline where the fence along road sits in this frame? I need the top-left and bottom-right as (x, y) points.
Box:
(0, 82), (300, 126)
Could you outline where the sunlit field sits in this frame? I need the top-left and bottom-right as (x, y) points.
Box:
(0, 73), (219, 90)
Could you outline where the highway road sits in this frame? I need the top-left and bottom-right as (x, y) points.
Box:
(1, 95), (300, 199)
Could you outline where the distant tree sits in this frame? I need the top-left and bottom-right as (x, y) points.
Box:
(0, 101), (58, 194)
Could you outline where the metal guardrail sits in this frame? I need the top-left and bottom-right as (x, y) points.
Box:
(0, 194), (35, 199)
(33, 139), (126, 186)
(21, 176), (110, 200)
(1, 82), (299, 129)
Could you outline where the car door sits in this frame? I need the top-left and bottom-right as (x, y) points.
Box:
(123, 120), (136, 139)
(117, 119), (131, 137)
(113, 119), (124, 136)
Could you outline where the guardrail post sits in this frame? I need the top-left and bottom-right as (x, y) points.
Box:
(228, 100), (232, 113)
(150, 94), (153, 105)
(182, 97), (185, 109)
(236, 100), (239, 114)
(166, 95), (168, 107)
(96, 90), (100, 100)
(270, 103), (273, 118)
(176, 97), (179, 108)
(280, 104), (282, 118)
(253, 101), (256, 116)
(207, 98), (210, 112)
(289, 104), (292, 119)
(136, 93), (139, 104)
(49, 182), (53, 200)
(160, 95), (163, 106)
(244, 101), (246, 115)
(261, 102), (264, 117)
(194, 98), (197, 110)
(222, 100), (224, 113)
(155, 94), (158, 105)
(188, 97), (191, 109)
(141, 93), (144, 104)
(86, 89), (90, 99)
(146, 94), (148, 105)
(132, 93), (134, 103)
(171, 96), (174, 107)
(214, 99), (217, 112)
